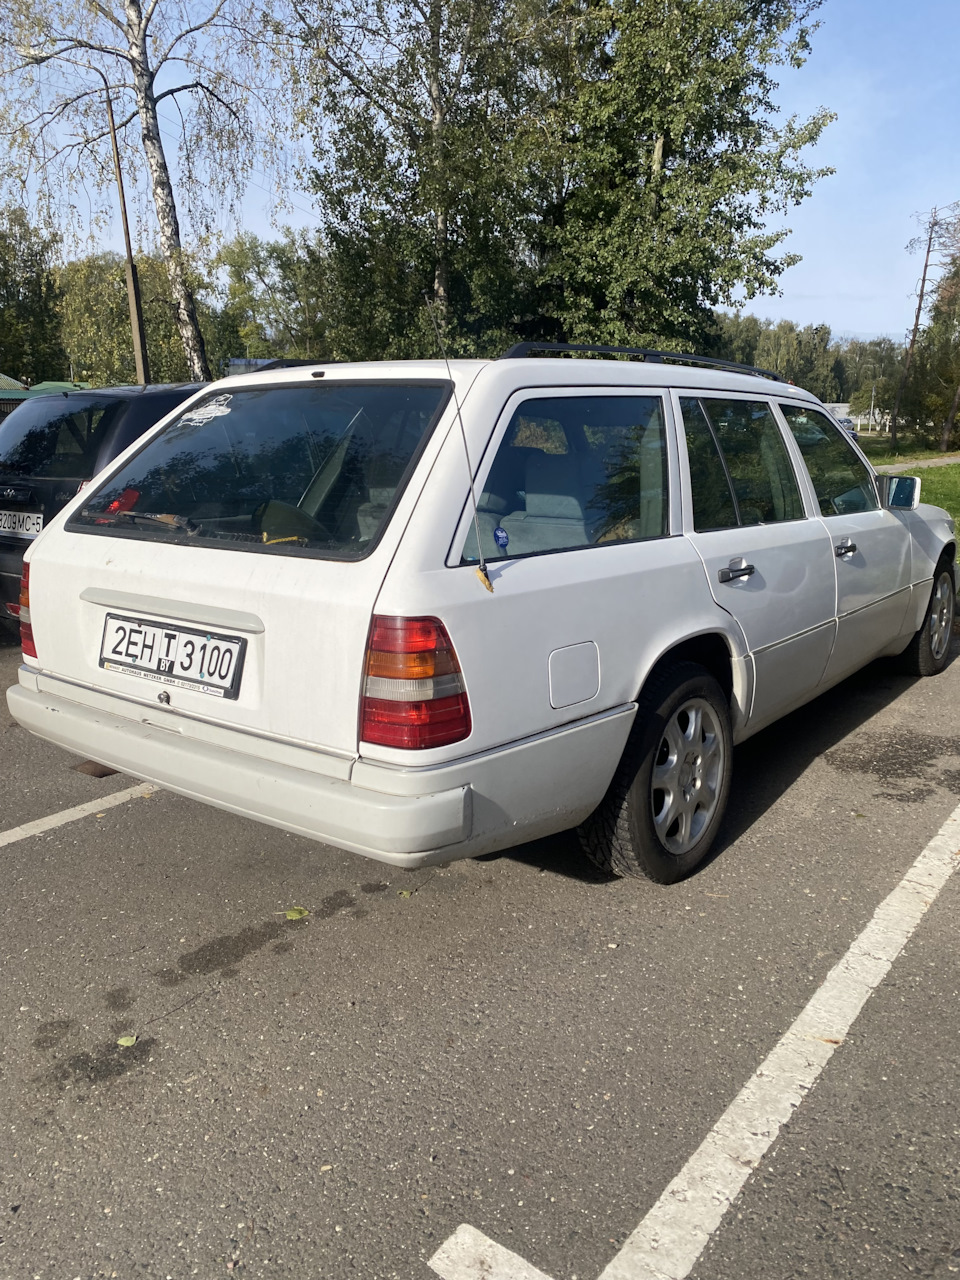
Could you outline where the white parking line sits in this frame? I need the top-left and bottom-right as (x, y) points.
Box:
(428, 798), (960, 1280)
(0, 783), (157, 848)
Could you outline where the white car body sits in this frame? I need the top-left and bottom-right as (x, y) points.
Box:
(7, 357), (956, 869)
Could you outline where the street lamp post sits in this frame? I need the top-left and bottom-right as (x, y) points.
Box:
(96, 69), (150, 385)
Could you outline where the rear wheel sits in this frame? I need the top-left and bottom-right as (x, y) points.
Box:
(578, 662), (732, 884)
(900, 557), (955, 677)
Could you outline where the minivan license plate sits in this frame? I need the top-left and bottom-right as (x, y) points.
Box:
(0, 509), (42, 539)
(99, 614), (246, 699)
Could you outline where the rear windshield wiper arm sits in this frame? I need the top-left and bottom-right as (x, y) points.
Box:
(112, 510), (199, 533)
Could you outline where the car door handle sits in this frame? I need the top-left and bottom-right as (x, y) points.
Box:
(835, 538), (857, 557)
(718, 558), (756, 583)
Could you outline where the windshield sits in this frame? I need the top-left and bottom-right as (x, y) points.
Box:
(69, 382), (450, 560)
(0, 394), (128, 478)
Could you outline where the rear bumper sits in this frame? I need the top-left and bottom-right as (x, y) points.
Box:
(7, 672), (635, 868)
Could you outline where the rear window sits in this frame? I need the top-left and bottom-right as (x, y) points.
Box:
(69, 382), (451, 560)
(0, 395), (128, 478)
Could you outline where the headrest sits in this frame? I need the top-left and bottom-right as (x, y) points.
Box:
(525, 452), (584, 519)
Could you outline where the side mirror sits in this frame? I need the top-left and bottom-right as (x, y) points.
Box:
(877, 474), (920, 511)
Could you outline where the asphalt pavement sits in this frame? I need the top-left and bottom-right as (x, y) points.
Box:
(1, 622), (959, 1280)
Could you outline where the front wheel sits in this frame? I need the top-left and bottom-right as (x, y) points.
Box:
(901, 558), (956, 677)
(578, 662), (733, 884)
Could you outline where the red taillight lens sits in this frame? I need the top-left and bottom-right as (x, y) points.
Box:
(360, 615), (471, 749)
(19, 563), (36, 658)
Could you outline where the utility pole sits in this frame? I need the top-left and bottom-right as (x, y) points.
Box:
(98, 70), (150, 385)
(890, 209), (939, 451)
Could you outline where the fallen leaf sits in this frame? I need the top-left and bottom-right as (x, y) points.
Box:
(397, 889), (412, 899)
(280, 906), (309, 920)
(116, 1035), (138, 1048)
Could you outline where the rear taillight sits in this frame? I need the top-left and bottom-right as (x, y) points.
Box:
(360, 615), (471, 749)
(19, 563), (36, 659)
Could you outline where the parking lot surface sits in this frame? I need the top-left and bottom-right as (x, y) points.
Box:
(2, 625), (959, 1279)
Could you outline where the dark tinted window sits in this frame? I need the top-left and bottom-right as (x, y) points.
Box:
(0, 395), (128, 478)
(699, 398), (804, 525)
(70, 383), (449, 560)
(107, 389), (199, 460)
(679, 398), (739, 532)
(461, 395), (667, 563)
(779, 403), (878, 516)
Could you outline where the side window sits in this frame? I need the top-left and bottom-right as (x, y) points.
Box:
(779, 403), (879, 516)
(700, 398), (805, 526)
(461, 395), (668, 562)
(679, 398), (738, 532)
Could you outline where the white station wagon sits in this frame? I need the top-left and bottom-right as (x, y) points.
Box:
(7, 347), (957, 882)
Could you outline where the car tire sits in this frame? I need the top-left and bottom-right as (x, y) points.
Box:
(578, 662), (733, 884)
(900, 557), (956, 677)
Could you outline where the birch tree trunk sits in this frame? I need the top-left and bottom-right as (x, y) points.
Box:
(124, 0), (211, 381)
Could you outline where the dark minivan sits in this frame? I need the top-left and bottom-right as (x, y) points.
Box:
(0, 383), (203, 629)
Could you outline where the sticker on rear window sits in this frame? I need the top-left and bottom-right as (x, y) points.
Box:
(180, 393), (233, 426)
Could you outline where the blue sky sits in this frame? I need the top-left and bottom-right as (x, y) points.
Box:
(750, 0), (960, 339)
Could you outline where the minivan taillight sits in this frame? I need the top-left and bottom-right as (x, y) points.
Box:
(19, 563), (36, 659)
(360, 615), (471, 749)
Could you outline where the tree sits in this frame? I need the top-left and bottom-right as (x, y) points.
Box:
(0, 0), (287, 380)
(59, 250), (241, 385)
(294, 0), (539, 358)
(707, 311), (767, 368)
(532, 0), (834, 349)
(214, 231), (327, 359)
(296, 0), (833, 357)
(0, 204), (66, 381)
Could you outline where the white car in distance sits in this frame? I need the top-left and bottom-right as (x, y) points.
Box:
(7, 345), (957, 883)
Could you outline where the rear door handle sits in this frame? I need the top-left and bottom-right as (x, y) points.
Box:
(835, 538), (857, 557)
(718, 558), (756, 583)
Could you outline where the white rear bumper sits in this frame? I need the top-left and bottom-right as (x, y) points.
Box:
(7, 670), (635, 868)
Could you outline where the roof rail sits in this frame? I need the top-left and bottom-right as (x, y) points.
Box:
(499, 341), (786, 383)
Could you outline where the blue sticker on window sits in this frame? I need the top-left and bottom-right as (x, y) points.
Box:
(493, 526), (509, 550)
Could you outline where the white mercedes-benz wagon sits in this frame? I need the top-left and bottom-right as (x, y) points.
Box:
(7, 346), (956, 882)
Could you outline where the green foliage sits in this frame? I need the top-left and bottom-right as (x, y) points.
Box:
(299, 0), (541, 358)
(710, 311), (906, 408)
(913, 462), (960, 522)
(534, 0), (833, 349)
(297, 0), (833, 359)
(59, 252), (241, 385)
(0, 205), (66, 382)
(902, 262), (960, 448)
(214, 232), (327, 359)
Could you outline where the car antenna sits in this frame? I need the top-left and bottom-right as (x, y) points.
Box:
(423, 295), (493, 593)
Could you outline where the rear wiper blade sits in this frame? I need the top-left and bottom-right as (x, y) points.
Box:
(112, 510), (199, 533)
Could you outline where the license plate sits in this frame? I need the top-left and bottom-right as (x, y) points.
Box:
(99, 613), (246, 699)
(0, 509), (42, 539)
